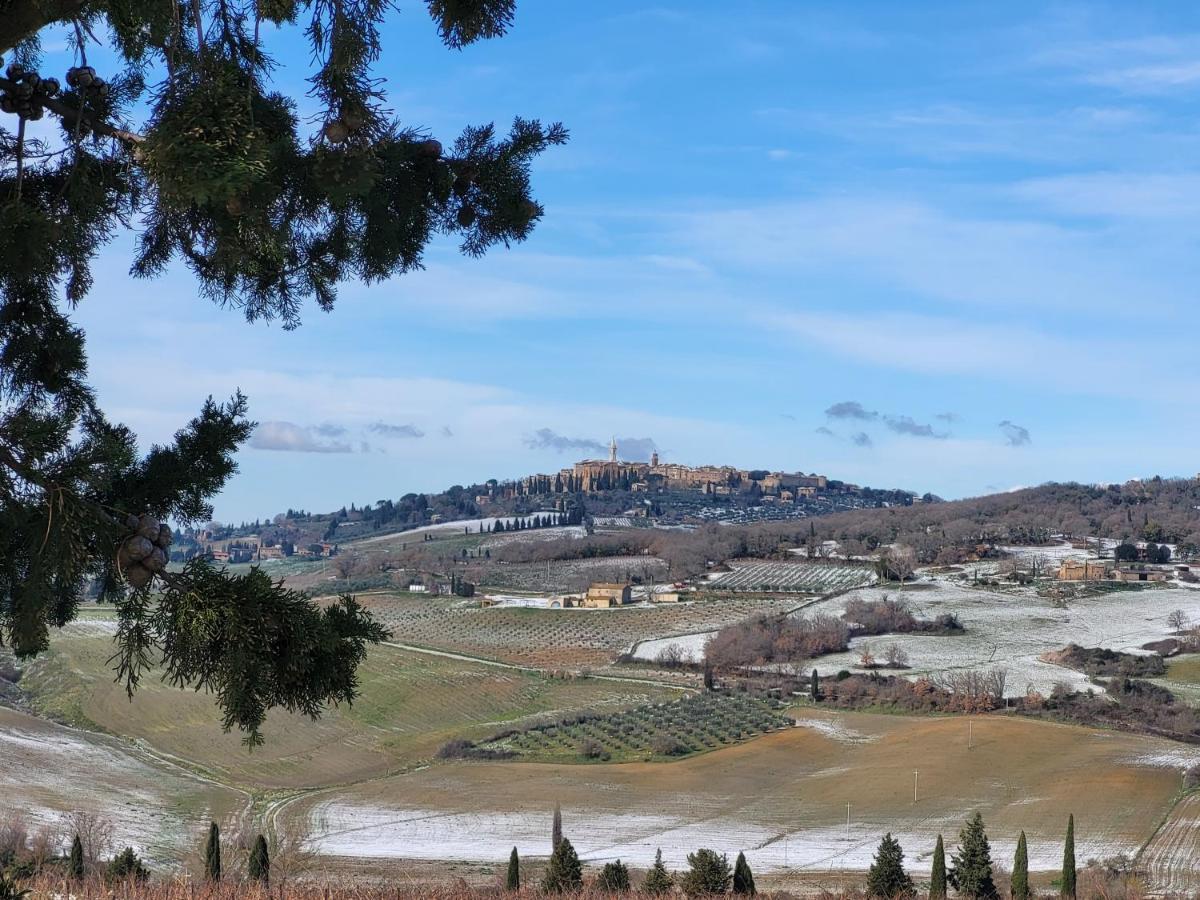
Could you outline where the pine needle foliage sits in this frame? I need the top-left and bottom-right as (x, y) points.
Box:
(248, 834), (269, 884)
(680, 849), (731, 896)
(596, 859), (630, 893)
(505, 846), (519, 891)
(930, 834), (947, 900)
(1062, 814), (1076, 899)
(1012, 831), (1030, 900)
(0, 0), (563, 742)
(949, 813), (998, 900)
(203, 822), (220, 882)
(642, 848), (673, 896)
(540, 837), (581, 894)
(867, 833), (914, 899)
(733, 850), (757, 896)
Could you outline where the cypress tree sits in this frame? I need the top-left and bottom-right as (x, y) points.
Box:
(1062, 814), (1076, 899)
(248, 835), (270, 884)
(643, 848), (674, 896)
(930, 835), (946, 900)
(811, 668), (820, 701)
(541, 837), (582, 893)
(203, 821), (221, 882)
(69, 834), (85, 880)
(552, 802), (563, 852)
(949, 813), (998, 899)
(506, 846), (520, 891)
(1012, 831), (1030, 900)
(867, 833), (914, 898)
(733, 851), (757, 895)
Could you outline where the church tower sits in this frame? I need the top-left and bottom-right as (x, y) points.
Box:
(651, 451), (659, 467)
(609, 437), (618, 463)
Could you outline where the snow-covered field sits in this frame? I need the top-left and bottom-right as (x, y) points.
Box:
(708, 561), (875, 593)
(634, 578), (1200, 697)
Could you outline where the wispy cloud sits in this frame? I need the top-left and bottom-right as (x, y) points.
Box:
(523, 429), (657, 461)
(935, 412), (960, 423)
(851, 432), (873, 447)
(999, 420), (1032, 446)
(883, 415), (946, 439)
(368, 422), (425, 439)
(825, 401), (878, 421)
(249, 422), (353, 454)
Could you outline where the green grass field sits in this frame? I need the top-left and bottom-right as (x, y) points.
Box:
(19, 618), (678, 791)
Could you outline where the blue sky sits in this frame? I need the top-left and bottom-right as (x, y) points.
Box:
(60, 2), (1200, 522)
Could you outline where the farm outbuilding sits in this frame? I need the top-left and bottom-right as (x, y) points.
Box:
(583, 583), (633, 607)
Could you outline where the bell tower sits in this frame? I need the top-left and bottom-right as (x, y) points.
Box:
(609, 437), (618, 463)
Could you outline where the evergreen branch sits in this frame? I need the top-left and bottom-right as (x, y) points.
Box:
(0, 74), (144, 144)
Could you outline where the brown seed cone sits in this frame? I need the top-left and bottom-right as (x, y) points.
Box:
(125, 565), (153, 589)
(124, 535), (154, 562)
(144, 547), (167, 572)
(136, 515), (160, 540)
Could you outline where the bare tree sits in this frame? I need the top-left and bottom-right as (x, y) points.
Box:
(1168, 609), (1189, 633)
(270, 829), (317, 888)
(64, 810), (115, 868)
(655, 643), (685, 669)
(858, 644), (876, 669)
(884, 643), (910, 668)
(332, 552), (361, 581)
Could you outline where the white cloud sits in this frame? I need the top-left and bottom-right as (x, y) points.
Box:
(249, 422), (353, 454)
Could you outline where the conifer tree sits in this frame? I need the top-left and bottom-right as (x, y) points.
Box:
(506, 846), (520, 892)
(643, 848), (674, 896)
(867, 833), (914, 898)
(1012, 831), (1030, 900)
(1062, 815), (1076, 900)
(930, 835), (947, 900)
(949, 813), (998, 900)
(203, 821), (221, 882)
(680, 849), (731, 896)
(541, 837), (582, 893)
(733, 851), (757, 895)
(811, 668), (820, 701)
(248, 835), (269, 885)
(0, 0), (564, 741)
(69, 834), (85, 880)
(552, 802), (563, 852)
(597, 859), (631, 893)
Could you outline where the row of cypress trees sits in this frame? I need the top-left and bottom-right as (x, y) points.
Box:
(869, 812), (1078, 899)
(202, 822), (270, 885)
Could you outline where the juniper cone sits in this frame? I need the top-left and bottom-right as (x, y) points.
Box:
(949, 813), (998, 900)
(1012, 831), (1030, 900)
(733, 851), (757, 896)
(643, 848), (674, 896)
(0, 0), (564, 743)
(867, 833), (914, 899)
(541, 836), (582, 894)
(1062, 815), (1076, 899)
(248, 834), (269, 884)
(69, 834), (84, 880)
(552, 802), (563, 852)
(930, 835), (947, 900)
(203, 821), (221, 882)
(506, 846), (520, 891)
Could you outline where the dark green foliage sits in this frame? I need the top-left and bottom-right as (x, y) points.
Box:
(248, 834), (269, 884)
(203, 821), (221, 882)
(68, 834), (84, 880)
(643, 848), (673, 896)
(733, 851), (757, 895)
(811, 668), (820, 701)
(597, 858), (631, 893)
(681, 848), (731, 896)
(1012, 831), (1029, 900)
(930, 835), (946, 900)
(1062, 815), (1076, 899)
(949, 813), (998, 900)
(541, 836), (581, 894)
(505, 846), (519, 891)
(0, 0), (562, 743)
(105, 847), (149, 883)
(867, 833), (914, 898)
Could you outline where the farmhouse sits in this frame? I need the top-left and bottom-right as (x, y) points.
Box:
(1113, 565), (1170, 583)
(1057, 559), (1112, 581)
(583, 583), (633, 608)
